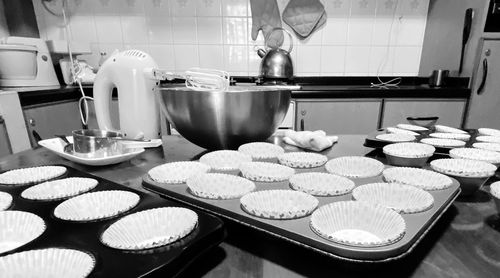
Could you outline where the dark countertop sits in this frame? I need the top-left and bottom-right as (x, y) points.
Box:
(1, 134), (499, 277)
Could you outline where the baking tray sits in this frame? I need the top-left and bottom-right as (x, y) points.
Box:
(0, 165), (225, 278)
(143, 163), (461, 262)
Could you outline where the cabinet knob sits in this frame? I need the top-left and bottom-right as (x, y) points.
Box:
(485, 49), (491, 56)
(28, 118), (36, 126)
(300, 109), (307, 116)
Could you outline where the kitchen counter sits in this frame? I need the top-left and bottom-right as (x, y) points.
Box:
(1, 134), (498, 278)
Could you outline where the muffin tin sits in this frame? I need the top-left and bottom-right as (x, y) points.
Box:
(0, 165), (224, 277)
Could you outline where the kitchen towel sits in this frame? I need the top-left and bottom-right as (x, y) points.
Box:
(282, 0), (326, 39)
(283, 130), (338, 152)
(250, 0), (283, 48)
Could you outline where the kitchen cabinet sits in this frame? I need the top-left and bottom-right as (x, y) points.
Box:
(295, 99), (382, 134)
(382, 99), (466, 128)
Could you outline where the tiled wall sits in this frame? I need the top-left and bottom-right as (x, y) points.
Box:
(33, 0), (429, 77)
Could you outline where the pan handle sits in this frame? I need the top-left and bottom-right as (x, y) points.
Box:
(477, 58), (488, 95)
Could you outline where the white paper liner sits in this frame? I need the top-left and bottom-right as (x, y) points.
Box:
(325, 156), (384, 178)
(148, 161), (210, 184)
(238, 142), (285, 159)
(0, 211), (45, 254)
(352, 183), (434, 213)
(240, 190), (319, 219)
(289, 172), (355, 196)
(277, 152), (328, 168)
(0, 248), (95, 278)
(475, 136), (500, 144)
(239, 162), (295, 182)
(434, 125), (467, 134)
(187, 173), (256, 199)
(383, 142), (435, 158)
(375, 133), (416, 143)
(101, 207), (198, 250)
(490, 181), (500, 199)
(420, 138), (466, 148)
(429, 132), (470, 141)
(0, 192), (12, 211)
(396, 124), (428, 131)
(382, 167), (453, 191)
(473, 142), (500, 153)
(478, 128), (500, 137)
(0, 166), (67, 186)
(310, 201), (406, 247)
(430, 158), (497, 178)
(54, 190), (140, 221)
(386, 127), (419, 136)
(449, 148), (500, 164)
(21, 178), (99, 201)
(199, 150), (252, 171)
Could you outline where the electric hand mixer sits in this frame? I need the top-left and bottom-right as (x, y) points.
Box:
(93, 50), (229, 140)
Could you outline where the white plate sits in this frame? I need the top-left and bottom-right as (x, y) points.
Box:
(38, 137), (145, 166)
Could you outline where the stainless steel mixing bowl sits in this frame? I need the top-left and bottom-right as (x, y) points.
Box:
(156, 86), (291, 150)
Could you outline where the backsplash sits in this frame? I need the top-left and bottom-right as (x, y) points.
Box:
(32, 0), (429, 76)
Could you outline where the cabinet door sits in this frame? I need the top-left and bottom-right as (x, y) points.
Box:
(295, 100), (381, 134)
(382, 99), (466, 128)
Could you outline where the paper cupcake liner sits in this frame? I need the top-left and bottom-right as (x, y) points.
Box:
(148, 161), (210, 184)
(240, 190), (318, 219)
(239, 162), (295, 182)
(449, 148), (500, 165)
(21, 178), (99, 201)
(352, 183), (434, 213)
(277, 152), (328, 168)
(101, 207), (198, 250)
(383, 167), (453, 191)
(238, 142), (285, 160)
(375, 133), (416, 143)
(420, 138), (466, 148)
(473, 142), (500, 153)
(383, 142), (435, 158)
(187, 173), (255, 199)
(0, 248), (95, 278)
(396, 124), (428, 132)
(386, 127), (419, 136)
(0, 166), (67, 186)
(490, 181), (500, 199)
(199, 150), (252, 171)
(434, 125), (467, 134)
(430, 158), (497, 178)
(0, 211), (45, 254)
(325, 156), (384, 178)
(478, 128), (500, 137)
(429, 132), (470, 141)
(0, 192), (12, 211)
(475, 136), (500, 144)
(289, 172), (355, 196)
(310, 201), (406, 247)
(54, 190), (140, 222)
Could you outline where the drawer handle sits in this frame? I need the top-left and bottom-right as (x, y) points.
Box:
(300, 119), (305, 131)
(477, 58), (488, 95)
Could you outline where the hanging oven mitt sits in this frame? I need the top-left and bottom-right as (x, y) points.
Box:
(282, 0), (326, 39)
(250, 0), (283, 48)
(283, 130), (338, 152)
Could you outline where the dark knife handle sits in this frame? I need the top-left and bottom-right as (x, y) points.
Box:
(477, 58), (488, 95)
(459, 8), (474, 74)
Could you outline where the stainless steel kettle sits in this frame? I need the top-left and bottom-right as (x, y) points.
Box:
(257, 27), (294, 79)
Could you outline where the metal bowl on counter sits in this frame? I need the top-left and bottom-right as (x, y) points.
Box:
(72, 129), (124, 158)
(156, 85), (291, 150)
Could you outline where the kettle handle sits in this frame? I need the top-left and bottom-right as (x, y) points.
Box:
(265, 27), (293, 53)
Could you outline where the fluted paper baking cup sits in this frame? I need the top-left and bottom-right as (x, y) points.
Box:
(375, 133), (416, 143)
(101, 207), (198, 250)
(200, 150), (252, 171)
(383, 167), (453, 191)
(473, 142), (500, 153)
(434, 125), (467, 134)
(475, 136), (500, 144)
(386, 127), (419, 136)
(429, 132), (470, 141)
(187, 173), (255, 199)
(325, 156), (384, 178)
(289, 172), (355, 196)
(0, 166), (67, 186)
(21, 177), (99, 201)
(148, 161), (210, 184)
(0, 248), (95, 278)
(240, 190), (319, 219)
(310, 201), (406, 247)
(430, 158), (496, 178)
(277, 152), (328, 168)
(54, 190), (140, 222)
(396, 124), (428, 131)
(352, 183), (434, 213)
(0, 192), (12, 211)
(238, 142), (285, 159)
(420, 138), (466, 148)
(383, 142), (435, 158)
(478, 128), (500, 137)
(490, 181), (500, 199)
(239, 162), (295, 182)
(0, 211), (45, 254)
(449, 148), (500, 165)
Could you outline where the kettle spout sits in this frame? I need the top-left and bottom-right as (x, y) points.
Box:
(257, 48), (266, 58)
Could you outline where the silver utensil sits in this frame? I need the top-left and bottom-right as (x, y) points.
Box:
(55, 135), (73, 154)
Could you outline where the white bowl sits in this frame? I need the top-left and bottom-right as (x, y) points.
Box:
(21, 177), (98, 201)
(239, 162), (295, 182)
(0, 211), (45, 254)
(240, 190), (319, 219)
(199, 150), (252, 171)
(148, 161), (210, 184)
(0, 166), (67, 186)
(187, 173), (255, 199)
(0, 192), (12, 211)
(382, 167), (453, 191)
(289, 172), (355, 196)
(238, 142), (285, 160)
(325, 156), (384, 178)
(277, 152), (328, 168)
